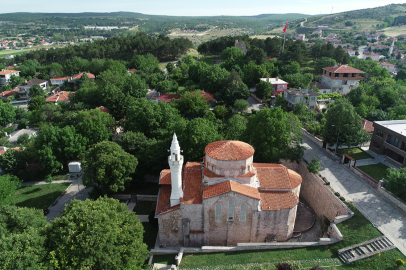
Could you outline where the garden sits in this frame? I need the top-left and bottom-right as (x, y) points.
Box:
(337, 148), (373, 160)
(357, 163), (390, 181)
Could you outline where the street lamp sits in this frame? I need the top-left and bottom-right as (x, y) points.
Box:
(332, 125), (340, 161)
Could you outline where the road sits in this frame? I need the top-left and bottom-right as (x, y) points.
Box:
(300, 18), (307, 27)
(357, 45), (367, 59)
(302, 136), (406, 255)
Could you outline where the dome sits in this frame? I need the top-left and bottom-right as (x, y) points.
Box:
(205, 141), (254, 161)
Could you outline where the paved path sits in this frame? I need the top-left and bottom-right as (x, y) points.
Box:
(45, 175), (92, 222)
(246, 96), (264, 113)
(302, 136), (406, 255)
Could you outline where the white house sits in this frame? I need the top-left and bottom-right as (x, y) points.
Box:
(0, 69), (20, 85)
(344, 49), (356, 57)
(378, 62), (396, 73)
(363, 52), (381, 62)
(17, 79), (48, 99)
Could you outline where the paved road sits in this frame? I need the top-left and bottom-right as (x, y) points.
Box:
(300, 18), (307, 27)
(302, 136), (406, 255)
(357, 45), (367, 59)
(45, 175), (92, 222)
(246, 96), (264, 112)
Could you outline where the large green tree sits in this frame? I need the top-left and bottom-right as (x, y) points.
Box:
(0, 100), (16, 126)
(242, 107), (303, 163)
(45, 197), (149, 270)
(29, 85), (45, 98)
(323, 99), (370, 148)
(82, 141), (137, 195)
(0, 149), (27, 175)
(0, 175), (21, 206)
(171, 90), (210, 118)
(255, 81), (273, 99)
(385, 167), (406, 201)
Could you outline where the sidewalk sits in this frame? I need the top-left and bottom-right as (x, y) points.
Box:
(302, 136), (406, 255)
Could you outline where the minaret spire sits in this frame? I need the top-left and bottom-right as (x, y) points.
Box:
(168, 132), (183, 207)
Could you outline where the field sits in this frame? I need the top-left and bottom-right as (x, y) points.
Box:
(357, 163), (390, 181)
(14, 183), (71, 209)
(162, 204), (406, 270)
(384, 25), (406, 37)
(0, 44), (67, 58)
(168, 27), (251, 45)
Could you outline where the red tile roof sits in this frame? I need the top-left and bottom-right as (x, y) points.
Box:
(128, 68), (137, 73)
(362, 118), (374, 135)
(181, 162), (202, 205)
(159, 169), (171, 185)
(205, 141), (254, 161)
(45, 91), (74, 103)
(322, 65), (364, 74)
(1, 88), (19, 98)
(379, 62), (396, 66)
(260, 191), (298, 210)
(363, 52), (380, 57)
(0, 151), (5, 155)
(238, 168), (256, 177)
(156, 91), (216, 103)
(203, 180), (260, 200)
(50, 75), (68, 81)
(97, 106), (110, 114)
(201, 91), (216, 102)
(0, 69), (19, 75)
(256, 165), (302, 189)
(155, 186), (180, 216)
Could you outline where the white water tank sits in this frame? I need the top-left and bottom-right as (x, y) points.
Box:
(68, 162), (82, 173)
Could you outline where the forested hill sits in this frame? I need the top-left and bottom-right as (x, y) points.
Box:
(0, 12), (311, 35)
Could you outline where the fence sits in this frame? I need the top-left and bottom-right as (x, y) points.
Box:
(301, 128), (324, 148)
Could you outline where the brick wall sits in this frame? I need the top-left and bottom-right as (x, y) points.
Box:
(281, 160), (349, 222)
(350, 166), (380, 189)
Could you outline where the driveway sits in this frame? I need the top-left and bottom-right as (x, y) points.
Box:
(246, 96), (264, 112)
(302, 136), (406, 255)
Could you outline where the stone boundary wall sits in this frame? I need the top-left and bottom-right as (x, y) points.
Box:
(250, 93), (266, 103)
(112, 194), (131, 200)
(281, 160), (352, 222)
(301, 128), (324, 148)
(137, 195), (158, 201)
(350, 166), (380, 189)
(377, 187), (406, 213)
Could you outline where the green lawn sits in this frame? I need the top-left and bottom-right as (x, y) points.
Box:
(14, 183), (71, 209)
(338, 148), (373, 160)
(153, 255), (176, 266)
(142, 222), (158, 250)
(178, 204), (406, 270)
(357, 163), (390, 181)
(133, 201), (155, 215)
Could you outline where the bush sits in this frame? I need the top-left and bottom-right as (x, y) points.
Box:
(287, 261), (303, 270)
(396, 259), (405, 266)
(16, 133), (30, 145)
(307, 158), (321, 174)
(276, 263), (292, 270)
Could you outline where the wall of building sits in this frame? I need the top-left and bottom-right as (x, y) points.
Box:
(254, 207), (296, 242)
(204, 155), (254, 184)
(281, 160), (349, 222)
(158, 209), (183, 247)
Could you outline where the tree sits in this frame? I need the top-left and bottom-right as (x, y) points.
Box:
(233, 99), (249, 114)
(166, 62), (175, 73)
(0, 175), (21, 206)
(225, 114), (247, 140)
(282, 73), (313, 89)
(385, 167), (406, 201)
(27, 96), (46, 111)
(213, 105), (228, 119)
(0, 99), (16, 126)
(45, 197), (149, 270)
(171, 90), (210, 118)
(389, 105), (406, 120)
(16, 133), (30, 146)
(63, 56), (89, 76)
(82, 141), (137, 195)
(29, 85), (45, 98)
(242, 108), (303, 163)
(0, 205), (48, 269)
(246, 47), (267, 65)
(366, 109), (389, 121)
(307, 158), (321, 174)
(345, 21), (354, 26)
(8, 75), (24, 89)
(315, 57), (337, 74)
(0, 149), (27, 175)
(275, 93), (287, 110)
(220, 47), (245, 70)
(323, 99), (370, 148)
(255, 81), (273, 99)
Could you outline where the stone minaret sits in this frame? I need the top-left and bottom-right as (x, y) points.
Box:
(169, 133), (183, 207)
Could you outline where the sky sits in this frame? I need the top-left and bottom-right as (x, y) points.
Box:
(1, 0), (406, 16)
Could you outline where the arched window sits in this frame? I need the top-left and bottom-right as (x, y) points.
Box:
(215, 203), (222, 222)
(228, 199), (235, 221)
(212, 166), (215, 172)
(240, 203), (246, 222)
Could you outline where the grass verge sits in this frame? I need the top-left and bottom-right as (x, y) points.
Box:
(357, 163), (390, 181)
(338, 148), (373, 160)
(179, 204), (406, 270)
(14, 183), (71, 209)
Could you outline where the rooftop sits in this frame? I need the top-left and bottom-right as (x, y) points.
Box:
(203, 180), (261, 200)
(374, 120), (406, 135)
(323, 65), (364, 74)
(255, 164), (302, 189)
(45, 91), (73, 103)
(156, 91), (216, 103)
(260, 191), (298, 211)
(18, 79), (47, 87)
(285, 88), (320, 96)
(0, 69), (19, 75)
(259, 77), (288, 85)
(379, 62), (396, 66)
(205, 140), (255, 161)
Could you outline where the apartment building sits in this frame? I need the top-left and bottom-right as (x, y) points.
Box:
(320, 65), (364, 95)
(284, 88), (320, 110)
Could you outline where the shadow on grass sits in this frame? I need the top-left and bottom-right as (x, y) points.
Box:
(16, 191), (63, 209)
(17, 187), (42, 195)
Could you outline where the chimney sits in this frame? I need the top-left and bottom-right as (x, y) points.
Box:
(276, 77), (278, 81)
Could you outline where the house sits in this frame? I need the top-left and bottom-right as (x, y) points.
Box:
(45, 91), (74, 104)
(97, 106), (110, 114)
(0, 69), (20, 85)
(320, 65), (365, 95)
(156, 135), (302, 247)
(369, 120), (406, 168)
(378, 62), (396, 73)
(0, 88), (19, 99)
(353, 34), (362, 39)
(259, 77), (288, 96)
(344, 49), (356, 57)
(17, 79), (48, 99)
(6, 55), (14, 59)
(361, 30), (371, 36)
(312, 29), (322, 37)
(50, 72), (95, 86)
(309, 81), (331, 94)
(155, 91), (216, 103)
(362, 52), (382, 62)
(284, 88), (320, 110)
(397, 34), (406, 40)
(7, 128), (37, 144)
(369, 44), (391, 51)
(295, 34), (306, 41)
(327, 33), (337, 39)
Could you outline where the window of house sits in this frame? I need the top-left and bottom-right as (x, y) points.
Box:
(373, 141), (380, 149)
(310, 106), (314, 110)
(228, 199), (235, 221)
(387, 135), (400, 147)
(324, 70), (326, 74)
(343, 73), (348, 77)
(215, 203), (222, 222)
(376, 129), (384, 137)
(240, 203), (246, 222)
(329, 72), (331, 76)
(401, 142), (406, 152)
(352, 73), (356, 77)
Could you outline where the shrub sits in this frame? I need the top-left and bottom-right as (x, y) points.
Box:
(307, 158), (321, 174)
(17, 133), (30, 145)
(287, 261), (303, 270)
(396, 259), (405, 266)
(276, 263), (292, 270)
